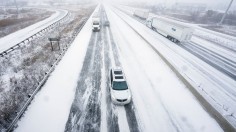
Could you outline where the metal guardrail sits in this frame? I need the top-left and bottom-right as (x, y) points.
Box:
(0, 11), (70, 57)
(6, 17), (88, 132)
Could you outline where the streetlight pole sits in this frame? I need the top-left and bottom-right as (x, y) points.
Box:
(219, 0), (234, 25)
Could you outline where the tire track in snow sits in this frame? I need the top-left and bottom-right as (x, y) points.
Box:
(180, 42), (236, 81)
(77, 31), (102, 131)
(108, 9), (182, 131)
(103, 27), (120, 132)
(101, 8), (120, 132)
(107, 20), (140, 132)
(65, 31), (102, 132)
(117, 6), (236, 81)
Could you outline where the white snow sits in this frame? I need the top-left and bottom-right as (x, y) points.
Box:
(116, 107), (130, 132)
(109, 5), (236, 129)
(105, 26), (131, 132)
(15, 8), (94, 132)
(10, 3), (235, 132)
(105, 5), (223, 132)
(100, 28), (108, 132)
(191, 36), (236, 63)
(118, 5), (236, 51)
(0, 9), (68, 53)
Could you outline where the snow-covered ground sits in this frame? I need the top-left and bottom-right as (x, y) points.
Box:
(117, 5), (236, 80)
(14, 7), (94, 132)
(105, 5), (223, 132)
(0, 9), (68, 53)
(118, 5), (236, 51)
(190, 36), (236, 63)
(0, 5), (96, 130)
(8, 3), (235, 132)
(111, 5), (236, 130)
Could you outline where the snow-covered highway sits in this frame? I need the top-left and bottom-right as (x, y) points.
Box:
(117, 5), (236, 81)
(11, 4), (233, 132)
(112, 5), (236, 131)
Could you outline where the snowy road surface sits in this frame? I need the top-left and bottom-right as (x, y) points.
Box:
(117, 5), (236, 81)
(0, 9), (68, 54)
(113, 5), (236, 130)
(14, 5), (225, 132)
(118, 5), (236, 52)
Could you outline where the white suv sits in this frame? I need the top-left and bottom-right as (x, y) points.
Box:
(110, 67), (131, 105)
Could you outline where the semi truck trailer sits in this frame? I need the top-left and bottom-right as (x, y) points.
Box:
(146, 17), (194, 43)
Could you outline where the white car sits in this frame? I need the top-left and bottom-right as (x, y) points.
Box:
(110, 67), (131, 105)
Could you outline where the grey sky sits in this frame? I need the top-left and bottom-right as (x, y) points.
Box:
(1, 0), (235, 11)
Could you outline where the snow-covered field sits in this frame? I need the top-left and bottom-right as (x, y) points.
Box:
(0, 9), (68, 54)
(0, 8), (53, 38)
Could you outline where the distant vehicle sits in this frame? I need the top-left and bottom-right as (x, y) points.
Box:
(110, 67), (131, 105)
(104, 20), (110, 26)
(146, 17), (194, 43)
(133, 9), (149, 20)
(92, 12), (100, 31)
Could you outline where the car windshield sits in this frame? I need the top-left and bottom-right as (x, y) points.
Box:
(112, 81), (128, 90)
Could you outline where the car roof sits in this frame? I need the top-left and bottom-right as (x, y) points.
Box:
(111, 67), (126, 81)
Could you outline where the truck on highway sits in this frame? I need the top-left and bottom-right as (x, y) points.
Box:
(92, 12), (100, 31)
(146, 17), (194, 43)
(133, 9), (149, 20)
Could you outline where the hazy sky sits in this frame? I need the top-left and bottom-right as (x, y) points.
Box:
(2, 0), (233, 4)
(1, 0), (235, 10)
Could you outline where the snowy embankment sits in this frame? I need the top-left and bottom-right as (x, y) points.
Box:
(110, 5), (236, 131)
(105, 5), (223, 132)
(15, 8), (95, 132)
(0, 9), (68, 54)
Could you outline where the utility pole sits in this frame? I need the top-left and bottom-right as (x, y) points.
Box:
(219, 0), (234, 25)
